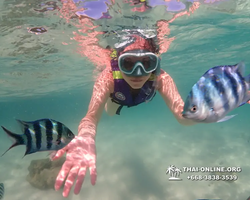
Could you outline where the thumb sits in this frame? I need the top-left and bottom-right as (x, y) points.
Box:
(50, 148), (67, 161)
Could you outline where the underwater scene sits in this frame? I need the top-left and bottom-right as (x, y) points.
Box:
(1, 0), (250, 200)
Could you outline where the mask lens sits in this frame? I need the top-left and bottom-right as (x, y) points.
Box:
(122, 57), (134, 72)
(141, 55), (157, 71)
(119, 53), (158, 74)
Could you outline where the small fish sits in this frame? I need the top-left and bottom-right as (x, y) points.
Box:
(1, 118), (75, 156)
(0, 183), (4, 200)
(28, 27), (47, 35)
(182, 62), (250, 123)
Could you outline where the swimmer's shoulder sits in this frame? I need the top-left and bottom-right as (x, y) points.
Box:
(98, 67), (114, 92)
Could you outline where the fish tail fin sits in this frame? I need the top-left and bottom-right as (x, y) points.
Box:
(245, 73), (250, 84)
(1, 126), (25, 157)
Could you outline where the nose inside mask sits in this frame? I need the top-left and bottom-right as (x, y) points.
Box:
(127, 64), (150, 77)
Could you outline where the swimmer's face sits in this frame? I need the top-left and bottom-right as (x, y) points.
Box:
(121, 72), (152, 89)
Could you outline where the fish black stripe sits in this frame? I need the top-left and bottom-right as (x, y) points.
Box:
(189, 90), (194, 101)
(236, 72), (247, 100)
(0, 183), (4, 200)
(45, 119), (53, 149)
(224, 69), (239, 104)
(33, 121), (42, 150)
(56, 122), (63, 145)
(199, 81), (213, 107)
(210, 74), (229, 111)
(24, 125), (32, 155)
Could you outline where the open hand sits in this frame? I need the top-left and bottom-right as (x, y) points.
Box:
(52, 135), (97, 197)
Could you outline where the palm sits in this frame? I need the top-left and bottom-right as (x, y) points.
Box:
(66, 136), (96, 164)
(53, 136), (97, 197)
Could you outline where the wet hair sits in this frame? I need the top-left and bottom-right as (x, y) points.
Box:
(117, 34), (159, 55)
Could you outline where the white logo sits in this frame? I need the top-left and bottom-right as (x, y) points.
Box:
(115, 92), (126, 101)
(166, 165), (182, 181)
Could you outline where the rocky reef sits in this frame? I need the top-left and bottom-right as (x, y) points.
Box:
(26, 157), (66, 190)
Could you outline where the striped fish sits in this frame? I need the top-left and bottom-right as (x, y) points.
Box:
(1, 118), (75, 156)
(182, 62), (250, 123)
(0, 183), (4, 200)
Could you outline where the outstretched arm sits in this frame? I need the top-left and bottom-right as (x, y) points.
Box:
(157, 70), (195, 126)
(78, 67), (114, 137)
(52, 67), (114, 197)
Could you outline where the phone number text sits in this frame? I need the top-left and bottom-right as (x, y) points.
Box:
(187, 174), (238, 181)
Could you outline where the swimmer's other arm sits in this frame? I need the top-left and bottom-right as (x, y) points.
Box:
(157, 70), (196, 126)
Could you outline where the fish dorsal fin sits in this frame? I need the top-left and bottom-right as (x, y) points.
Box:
(203, 66), (225, 80)
(15, 119), (34, 132)
(235, 62), (245, 76)
(15, 119), (28, 132)
(16, 119), (27, 125)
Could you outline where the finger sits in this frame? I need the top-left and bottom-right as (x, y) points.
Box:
(51, 148), (67, 161)
(74, 166), (87, 195)
(48, 151), (58, 161)
(89, 166), (97, 185)
(54, 161), (73, 191)
(63, 165), (80, 197)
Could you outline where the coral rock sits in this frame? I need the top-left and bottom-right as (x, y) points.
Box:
(26, 157), (66, 190)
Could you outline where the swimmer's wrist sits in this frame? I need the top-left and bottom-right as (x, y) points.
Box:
(78, 118), (97, 139)
(78, 129), (96, 139)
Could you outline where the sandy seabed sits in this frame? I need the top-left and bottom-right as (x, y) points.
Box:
(0, 119), (250, 200)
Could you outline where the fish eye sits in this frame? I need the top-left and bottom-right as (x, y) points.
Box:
(67, 131), (74, 138)
(190, 105), (197, 113)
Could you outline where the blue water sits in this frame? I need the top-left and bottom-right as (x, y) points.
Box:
(1, 0), (250, 200)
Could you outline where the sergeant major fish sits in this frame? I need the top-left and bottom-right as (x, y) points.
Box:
(182, 62), (250, 123)
(1, 118), (75, 156)
(0, 183), (4, 200)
